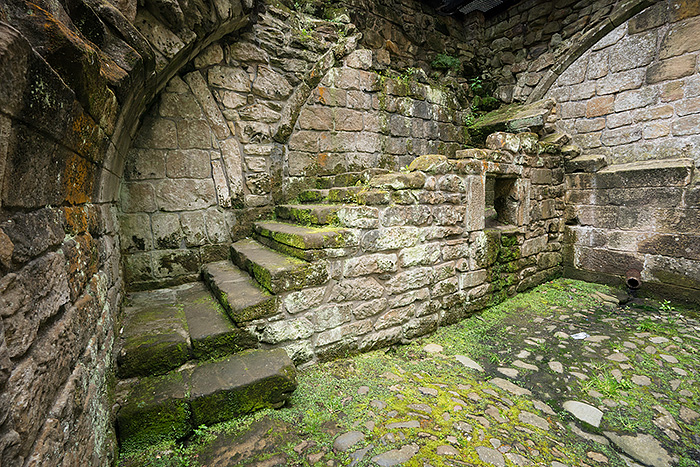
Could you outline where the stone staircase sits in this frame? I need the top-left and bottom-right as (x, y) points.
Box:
(115, 172), (371, 449)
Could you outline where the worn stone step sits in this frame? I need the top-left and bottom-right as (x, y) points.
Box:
(298, 188), (329, 203)
(231, 238), (329, 294)
(328, 186), (364, 203)
(275, 204), (341, 225)
(116, 348), (297, 449)
(117, 288), (190, 379)
(179, 282), (259, 359)
(254, 221), (357, 250)
(201, 261), (278, 324)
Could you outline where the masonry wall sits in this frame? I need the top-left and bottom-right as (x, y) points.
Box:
(482, 0), (655, 104)
(120, 4), (472, 288)
(544, 1), (700, 303)
(545, 1), (700, 165)
(0, 0), (254, 463)
(249, 135), (565, 365)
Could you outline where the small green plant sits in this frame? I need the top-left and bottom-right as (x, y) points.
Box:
(469, 76), (483, 93)
(431, 53), (461, 72)
(636, 317), (656, 332)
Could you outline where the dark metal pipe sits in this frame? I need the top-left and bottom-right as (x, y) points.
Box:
(626, 269), (641, 291)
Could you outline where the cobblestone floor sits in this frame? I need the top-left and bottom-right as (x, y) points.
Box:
(121, 279), (700, 467)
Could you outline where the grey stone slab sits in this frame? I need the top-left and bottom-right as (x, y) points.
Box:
(476, 446), (505, 466)
(563, 400), (603, 427)
(190, 348), (297, 426)
(603, 432), (673, 467)
(455, 355), (484, 371)
(371, 444), (420, 466)
(333, 431), (364, 452)
(201, 260), (277, 323)
(179, 282), (258, 359)
(490, 378), (532, 396)
(232, 238), (329, 294)
(118, 299), (190, 378)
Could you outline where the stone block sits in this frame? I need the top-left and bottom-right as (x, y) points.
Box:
(152, 249), (200, 279)
(485, 132), (521, 153)
(343, 253), (398, 277)
(253, 66), (292, 100)
(0, 252), (70, 358)
(659, 15), (700, 59)
(124, 149), (166, 180)
(336, 206), (381, 228)
(311, 303), (355, 332)
(596, 69), (645, 95)
(647, 54), (696, 84)
(179, 212), (207, 247)
(359, 327), (402, 352)
(386, 267), (433, 294)
(597, 159), (693, 188)
(334, 108), (364, 131)
(614, 87), (660, 112)
(602, 126), (642, 146)
(574, 245), (643, 276)
(208, 65), (250, 92)
(399, 243), (441, 268)
(643, 122), (670, 139)
(381, 206), (432, 227)
(151, 213), (181, 251)
(193, 43), (224, 68)
(465, 175), (486, 232)
(156, 179), (217, 211)
(628, 1), (667, 34)
(361, 226), (420, 251)
(345, 49), (372, 69)
(260, 318), (314, 344)
(641, 254), (700, 290)
(239, 104), (281, 123)
(585, 95), (614, 118)
(672, 114), (700, 136)
(609, 30), (657, 73)
(329, 277), (384, 302)
(374, 304), (413, 331)
(120, 182), (157, 213)
(433, 205), (466, 225)
(166, 149), (211, 178)
(159, 92), (203, 119)
(135, 118), (177, 149)
(177, 120), (212, 149)
(119, 214), (153, 251)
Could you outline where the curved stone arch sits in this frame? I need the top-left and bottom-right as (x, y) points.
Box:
(526, 0), (655, 104)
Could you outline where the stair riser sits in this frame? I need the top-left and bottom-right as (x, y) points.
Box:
(275, 205), (340, 226)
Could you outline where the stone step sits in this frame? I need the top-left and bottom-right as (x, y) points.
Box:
(116, 348), (297, 449)
(255, 220), (357, 250)
(231, 238), (329, 294)
(275, 204), (341, 225)
(298, 188), (329, 203)
(201, 260), (278, 324)
(179, 282), (259, 359)
(117, 288), (190, 379)
(116, 283), (261, 379)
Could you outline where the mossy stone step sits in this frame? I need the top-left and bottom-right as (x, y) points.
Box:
(179, 282), (259, 359)
(201, 261), (277, 324)
(254, 220), (357, 250)
(117, 289), (190, 379)
(231, 238), (329, 294)
(298, 188), (329, 203)
(328, 186), (363, 203)
(275, 204), (341, 225)
(116, 348), (296, 449)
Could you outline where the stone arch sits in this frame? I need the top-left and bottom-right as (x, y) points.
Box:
(525, 0), (654, 103)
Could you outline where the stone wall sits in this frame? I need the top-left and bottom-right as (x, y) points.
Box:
(545, 1), (700, 165)
(564, 159), (700, 303)
(482, 0), (654, 104)
(0, 0), (254, 463)
(251, 134), (565, 365)
(120, 1), (473, 288)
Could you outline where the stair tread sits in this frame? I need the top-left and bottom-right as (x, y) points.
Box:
(117, 289), (190, 379)
(116, 348), (296, 448)
(275, 204), (342, 225)
(231, 238), (329, 293)
(201, 261), (277, 324)
(254, 220), (355, 250)
(179, 282), (258, 359)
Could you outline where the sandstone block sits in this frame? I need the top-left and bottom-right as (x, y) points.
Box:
(399, 243), (441, 267)
(156, 179), (217, 211)
(344, 253), (398, 277)
(361, 226), (420, 251)
(609, 30), (656, 73)
(659, 15), (700, 59)
(386, 267), (433, 294)
(166, 149), (211, 178)
(208, 66), (250, 92)
(585, 95), (614, 118)
(647, 55), (696, 84)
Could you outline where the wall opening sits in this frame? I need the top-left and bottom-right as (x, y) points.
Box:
(486, 175), (518, 228)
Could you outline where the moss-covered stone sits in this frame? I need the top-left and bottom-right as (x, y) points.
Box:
(116, 371), (192, 450)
